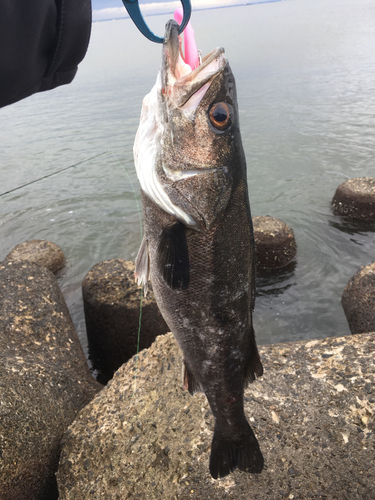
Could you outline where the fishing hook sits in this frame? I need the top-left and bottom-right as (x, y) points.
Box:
(121, 0), (192, 43)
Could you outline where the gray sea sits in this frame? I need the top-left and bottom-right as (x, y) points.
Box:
(1, 0), (374, 361)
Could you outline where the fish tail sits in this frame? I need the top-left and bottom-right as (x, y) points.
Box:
(209, 421), (264, 479)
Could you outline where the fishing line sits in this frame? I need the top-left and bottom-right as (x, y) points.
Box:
(132, 286), (143, 396)
(0, 152), (109, 198)
(103, 151), (144, 396)
(1, 149), (145, 393)
(106, 151), (143, 241)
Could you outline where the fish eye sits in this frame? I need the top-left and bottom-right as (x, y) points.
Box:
(208, 102), (231, 131)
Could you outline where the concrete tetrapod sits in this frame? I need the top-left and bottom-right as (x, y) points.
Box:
(82, 259), (169, 384)
(57, 332), (375, 500)
(5, 239), (65, 273)
(0, 261), (102, 500)
(332, 177), (375, 220)
(342, 260), (375, 334)
(253, 216), (297, 270)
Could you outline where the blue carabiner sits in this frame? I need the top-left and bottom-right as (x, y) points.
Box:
(122, 0), (191, 43)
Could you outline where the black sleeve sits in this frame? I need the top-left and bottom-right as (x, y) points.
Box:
(0, 0), (92, 108)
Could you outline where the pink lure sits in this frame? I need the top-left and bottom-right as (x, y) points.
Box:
(174, 8), (199, 70)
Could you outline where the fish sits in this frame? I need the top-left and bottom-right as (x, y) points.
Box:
(133, 19), (264, 479)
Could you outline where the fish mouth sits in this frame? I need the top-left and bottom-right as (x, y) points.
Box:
(162, 20), (226, 113)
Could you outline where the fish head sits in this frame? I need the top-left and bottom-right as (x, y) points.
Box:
(134, 20), (246, 230)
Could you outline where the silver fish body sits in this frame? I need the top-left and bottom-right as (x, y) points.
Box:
(134, 20), (263, 479)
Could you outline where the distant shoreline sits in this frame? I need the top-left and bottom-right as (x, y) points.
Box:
(93, 0), (286, 23)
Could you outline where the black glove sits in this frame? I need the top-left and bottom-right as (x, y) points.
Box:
(0, 0), (92, 108)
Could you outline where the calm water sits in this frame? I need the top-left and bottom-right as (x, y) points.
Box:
(1, 0), (375, 360)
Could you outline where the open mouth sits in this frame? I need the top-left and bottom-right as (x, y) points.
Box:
(162, 20), (227, 114)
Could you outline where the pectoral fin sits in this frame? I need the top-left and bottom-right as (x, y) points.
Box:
(156, 222), (190, 290)
(135, 235), (150, 296)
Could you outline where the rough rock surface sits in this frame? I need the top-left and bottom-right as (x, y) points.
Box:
(253, 216), (297, 269)
(0, 261), (102, 500)
(332, 177), (375, 220)
(58, 332), (374, 500)
(5, 239), (65, 273)
(83, 259), (169, 383)
(342, 260), (375, 334)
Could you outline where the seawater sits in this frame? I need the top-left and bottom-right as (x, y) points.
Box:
(1, 0), (375, 360)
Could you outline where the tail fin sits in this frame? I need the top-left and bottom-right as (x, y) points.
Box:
(209, 422), (264, 479)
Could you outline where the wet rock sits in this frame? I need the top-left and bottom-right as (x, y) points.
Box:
(5, 239), (65, 273)
(57, 332), (375, 500)
(0, 261), (102, 500)
(82, 259), (169, 384)
(332, 177), (375, 220)
(253, 216), (297, 269)
(342, 261), (375, 334)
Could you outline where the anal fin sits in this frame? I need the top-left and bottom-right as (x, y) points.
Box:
(183, 361), (201, 395)
(156, 222), (190, 290)
(135, 235), (150, 296)
(244, 324), (263, 386)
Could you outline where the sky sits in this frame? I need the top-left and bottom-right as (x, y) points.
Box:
(92, 0), (275, 22)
